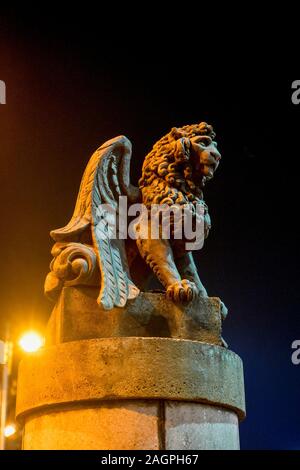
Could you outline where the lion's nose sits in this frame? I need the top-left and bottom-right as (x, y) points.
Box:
(211, 149), (221, 162)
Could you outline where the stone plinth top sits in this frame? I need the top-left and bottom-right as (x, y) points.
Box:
(46, 287), (225, 346)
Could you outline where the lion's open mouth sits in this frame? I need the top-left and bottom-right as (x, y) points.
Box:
(202, 163), (216, 179)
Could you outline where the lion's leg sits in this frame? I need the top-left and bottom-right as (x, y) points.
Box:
(136, 236), (198, 303)
(175, 252), (208, 297)
(175, 252), (229, 321)
(136, 237), (180, 287)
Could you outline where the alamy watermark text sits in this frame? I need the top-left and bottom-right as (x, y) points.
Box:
(291, 80), (300, 105)
(292, 340), (300, 365)
(0, 80), (6, 104)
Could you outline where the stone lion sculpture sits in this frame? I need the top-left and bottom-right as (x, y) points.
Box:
(45, 122), (222, 310)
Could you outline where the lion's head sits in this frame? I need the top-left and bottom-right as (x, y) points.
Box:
(139, 122), (221, 208)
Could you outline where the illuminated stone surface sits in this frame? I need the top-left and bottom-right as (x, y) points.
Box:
(17, 333), (245, 449)
(165, 402), (240, 450)
(45, 287), (225, 346)
(22, 402), (240, 450)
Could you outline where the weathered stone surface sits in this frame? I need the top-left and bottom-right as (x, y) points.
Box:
(165, 402), (240, 450)
(16, 338), (245, 422)
(22, 400), (240, 450)
(46, 287), (224, 346)
(23, 401), (161, 450)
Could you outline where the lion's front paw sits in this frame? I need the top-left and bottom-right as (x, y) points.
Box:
(166, 279), (198, 303)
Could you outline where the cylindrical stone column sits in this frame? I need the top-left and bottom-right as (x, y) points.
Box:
(16, 337), (245, 450)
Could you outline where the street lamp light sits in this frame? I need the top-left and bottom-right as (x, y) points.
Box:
(19, 331), (44, 353)
(0, 330), (44, 450)
(4, 424), (16, 438)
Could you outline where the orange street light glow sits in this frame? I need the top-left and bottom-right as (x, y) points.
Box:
(4, 424), (16, 438)
(19, 331), (44, 353)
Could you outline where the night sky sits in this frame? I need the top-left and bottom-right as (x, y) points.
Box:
(0, 9), (299, 450)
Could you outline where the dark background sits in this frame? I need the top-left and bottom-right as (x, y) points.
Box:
(0, 9), (299, 450)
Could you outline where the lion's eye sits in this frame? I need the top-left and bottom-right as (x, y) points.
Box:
(199, 140), (207, 147)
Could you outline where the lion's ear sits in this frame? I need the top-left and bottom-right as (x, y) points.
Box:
(174, 137), (190, 163)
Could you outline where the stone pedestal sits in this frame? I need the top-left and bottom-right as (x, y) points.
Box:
(16, 288), (246, 450)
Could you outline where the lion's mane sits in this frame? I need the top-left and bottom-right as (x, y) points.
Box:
(139, 122), (216, 209)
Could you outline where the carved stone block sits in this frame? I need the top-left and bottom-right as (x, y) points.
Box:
(46, 287), (224, 346)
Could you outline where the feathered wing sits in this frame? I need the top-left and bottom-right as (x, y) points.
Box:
(51, 135), (140, 310)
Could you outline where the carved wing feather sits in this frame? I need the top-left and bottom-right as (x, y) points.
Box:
(51, 135), (140, 310)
